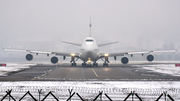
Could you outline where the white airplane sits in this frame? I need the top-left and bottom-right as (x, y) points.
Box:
(2, 22), (178, 67)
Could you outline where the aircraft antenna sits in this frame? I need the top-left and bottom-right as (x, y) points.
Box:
(89, 17), (92, 37)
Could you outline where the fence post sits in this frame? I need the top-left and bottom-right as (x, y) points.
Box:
(68, 89), (73, 101)
(38, 89), (42, 101)
(99, 91), (103, 101)
(164, 91), (167, 101)
(67, 92), (75, 101)
(132, 91), (135, 101)
(1, 89), (16, 101)
(8, 89), (11, 101)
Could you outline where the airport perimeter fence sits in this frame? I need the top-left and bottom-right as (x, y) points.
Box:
(0, 86), (179, 101)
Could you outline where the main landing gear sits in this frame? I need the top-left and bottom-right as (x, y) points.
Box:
(103, 63), (108, 67)
(71, 62), (76, 67)
(93, 62), (98, 67)
(82, 61), (86, 67)
(71, 56), (76, 67)
(103, 56), (109, 67)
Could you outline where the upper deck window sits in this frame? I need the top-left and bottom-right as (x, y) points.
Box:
(86, 39), (94, 42)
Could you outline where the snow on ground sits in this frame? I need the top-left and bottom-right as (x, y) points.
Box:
(0, 81), (179, 89)
(0, 63), (180, 100)
(136, 64), (180, 76)
(0, 63), (36, 76)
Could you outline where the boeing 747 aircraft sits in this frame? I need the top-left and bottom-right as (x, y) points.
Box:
(3, 22), (178, 67)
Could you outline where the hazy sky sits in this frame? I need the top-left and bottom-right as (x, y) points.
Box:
(0, 0), (180, 58)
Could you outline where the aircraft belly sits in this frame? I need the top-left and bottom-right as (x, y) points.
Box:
(81, 51), (98, 61)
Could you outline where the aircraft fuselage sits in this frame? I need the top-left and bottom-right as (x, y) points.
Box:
(80, 37), (99, 62)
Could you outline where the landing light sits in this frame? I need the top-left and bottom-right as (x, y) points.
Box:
(88, 58), (91, 63)
(88, 60), (91, 63)
(104, 54), (109, 57)
(71, 53), (75, 56)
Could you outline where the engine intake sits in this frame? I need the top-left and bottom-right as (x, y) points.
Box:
(51, 57), (58, 64)
(121, 57), (129, 64)
(26, 54), (33, 61)
(147, 55), (154, 62)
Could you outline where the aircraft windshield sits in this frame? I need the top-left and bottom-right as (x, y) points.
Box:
(86, 39), (94, 42)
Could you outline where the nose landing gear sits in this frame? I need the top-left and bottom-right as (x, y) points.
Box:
(82, 61), (98, 67)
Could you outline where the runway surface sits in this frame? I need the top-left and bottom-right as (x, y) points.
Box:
(0, 63), (179, 81)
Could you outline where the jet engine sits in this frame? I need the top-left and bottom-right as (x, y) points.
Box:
(147, 54), (154, 62)
(51, 56), (58, 64)
(26, 54), (33, 61)
(121, 57), (129, 64)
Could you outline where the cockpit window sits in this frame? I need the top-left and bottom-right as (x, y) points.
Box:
(86, 39), (94, 42)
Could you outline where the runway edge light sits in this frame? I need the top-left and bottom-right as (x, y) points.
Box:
(0, 64), (6, 67)
(175, 64), (180, 67)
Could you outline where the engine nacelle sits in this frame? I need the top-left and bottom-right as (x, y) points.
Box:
(51, 56), (58, 64)
(121, 57), (129, 64)
(147, 55), (154, 62)
(26, 54), (33, 61)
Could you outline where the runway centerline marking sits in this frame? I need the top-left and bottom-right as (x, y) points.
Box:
(91, 68), (99, 77)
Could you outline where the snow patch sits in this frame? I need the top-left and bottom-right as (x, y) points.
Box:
(0, 63), (36, 76)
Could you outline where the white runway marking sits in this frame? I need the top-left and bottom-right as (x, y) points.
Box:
(91, 68), (98, 77)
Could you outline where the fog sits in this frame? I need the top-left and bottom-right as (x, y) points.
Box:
(0, 0), (180, 61)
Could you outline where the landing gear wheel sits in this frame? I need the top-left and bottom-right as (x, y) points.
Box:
(82, 63), (87, 67)
(93, 63), (98, 67)
(103, 63), (108, 67)
(86, 64), (92, 68)
(74, 63), (76, 67)
(71, 63), (76, 67)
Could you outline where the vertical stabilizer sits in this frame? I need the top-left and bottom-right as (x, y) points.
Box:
(89, 17), (92, 37)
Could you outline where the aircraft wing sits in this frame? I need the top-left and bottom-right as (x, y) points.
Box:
(62, 41), (81, 46)
(2, 48), (79, 57)
(100, 49), (178, 57)
(98, 41), (119, 47)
